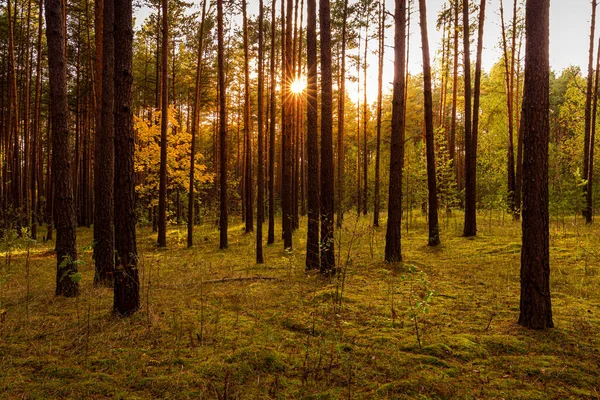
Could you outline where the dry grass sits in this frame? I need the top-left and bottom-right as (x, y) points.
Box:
(1, 211), (599, 399)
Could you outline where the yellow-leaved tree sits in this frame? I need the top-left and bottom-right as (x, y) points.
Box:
(135, 106), (213, 220)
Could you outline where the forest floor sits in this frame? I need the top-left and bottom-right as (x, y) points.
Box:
(1, 212), (600, 399)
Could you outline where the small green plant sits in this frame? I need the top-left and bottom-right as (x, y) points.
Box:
(401, 265), (435, 350)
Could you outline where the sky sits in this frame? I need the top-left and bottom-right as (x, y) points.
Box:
(135, 0), (595, 103)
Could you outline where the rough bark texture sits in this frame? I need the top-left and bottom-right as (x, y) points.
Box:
(243, 0), (254, 234)
(336, 0), (348, 228)
(94, 0), (115, 286)
(282, 0), (293, 250)
(188, 0), (208, 248)
(319, 0), (335, 274)
(584, 1), (597, 223)
(114, 0), (139, 316)
(519, 0), (553, 330)
(305, 0), (319, 270)
(385, 0), (406, 263)
(462, 0), (475, 237)
(268, 0), (276, 245)
(217, 0), (228, 249)
(157, 0), (169, 247)
(45, 0), (79, 297)
(256, 0), (265, 264)
(373, 0), (385, 228)
(418, 0), (440, 247)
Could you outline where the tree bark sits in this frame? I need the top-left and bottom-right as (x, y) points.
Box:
(94, 0), (115, 286)
(384, 0), (406, 262)
(462, 0), (476, 237)
(268, 0), (277, 245)
(243, 0), (254, 233)
(157, 0), (169, 247)
(336, 0), (348, 228)
(45, 0), (79, 297)
(114, 0), (140, 316)
(319, 0), (335, 274)
(188, 0), (208, 248)
(374, 0), (385, 227)
(257, 0), (266, 264)
(418, 0), (440, 247)
(305, 0), (319, 270)
(217, 0), (228, 249)
(519, 0), (553, 330)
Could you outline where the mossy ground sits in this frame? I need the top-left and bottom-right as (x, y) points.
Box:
(1, 212), (600, 399)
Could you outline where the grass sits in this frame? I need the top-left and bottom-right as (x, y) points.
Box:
(1, 211), (600, 399)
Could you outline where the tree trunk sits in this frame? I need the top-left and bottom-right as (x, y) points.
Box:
(157, 0), (169, 247)
(336, 0), (348, 228)
(188, 0), (208, 248)
(282, 0), (294, 250)
(45, 0), (79, 297)
(519, 0), (553, 330)
(418, 0), (440, 247)
(217, 0), (228, 249)
(243, 0), (254, 233)
(585, 1), (599, 223)
(268, 0), (277, 245)
(319, 0), (335, 274)
(462, 0), (476, 237)
(31, 0), (43, 240)
(384, 0), (406, 262)
(94, 0), (115, 286)
(305, 0), (319, 270)
(257, 0), (265, 264)
(114, 0), (140, 316)
(374, 0), (385, 227)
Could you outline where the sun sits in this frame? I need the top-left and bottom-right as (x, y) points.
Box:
(290, 77), (307, 94)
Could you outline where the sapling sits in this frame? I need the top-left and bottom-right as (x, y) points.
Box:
(401, 265), (435, 349)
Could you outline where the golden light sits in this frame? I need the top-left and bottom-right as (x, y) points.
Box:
(290, 77), (307, 95)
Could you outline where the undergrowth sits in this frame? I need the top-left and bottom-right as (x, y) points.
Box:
(0, 212), (599, 399)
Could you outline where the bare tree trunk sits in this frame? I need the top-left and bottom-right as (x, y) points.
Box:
(94, 0), (115, 285)
(243, 0), (254, 233)
(519, 0), (553, 330)
(157, 0), (169, 247)
(282, 0), (293, 249)
(31, 0), (43, 240)
(45, 0), (79, 297)
(257, 0), (266, 264)
(114, 0), (140, 315)
(319, 0), (335, 274)
(268, 0), (277, 245)
(418, 0), (440, 247)
(584, 1), (598, 223)
(306, 0), (319, 270)
(188, 0), (208, 248)
(374, 0), (385, 227)
(384, 0), (406, 262)
(336, 0), (348, 228)
(217, 0), (228, 249)
(462, 0), (475, 237)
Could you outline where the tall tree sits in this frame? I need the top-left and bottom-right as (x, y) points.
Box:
(584, 1), (598, 223)
(31, 0), (43, 240)
(94, 0), (115, 286)
(256, 0), (265, 263)
(282, 0), (293, 250)
(188, 0), (208, 248)
(373, 0), (385, 227)
(384, 0), (406, 262)
(268, 0), (277, 245)
(45, 0), (79, 297)
(243, 0), (254, 233)
(306, 0), (319, 270)
(336, 0), (349, 228)
(319, 0), (335, 273)
(217, 0), (228, 249)
(462, 0), (476, 237)
(114, 0), (140, 315)
(157, 0), (169, 247)
(418, 0), (440, 246)
(470, 0), (486, 233)
(519, 0), (552, 330)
